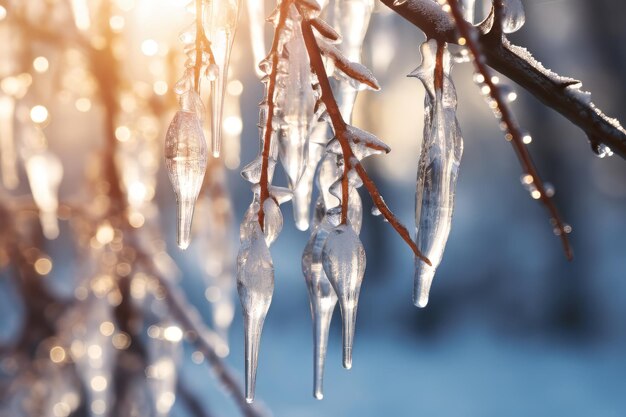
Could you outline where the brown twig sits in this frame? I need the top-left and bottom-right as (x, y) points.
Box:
(299, 13), (431, 265)
(446, 0), (573, 259)
(258, 0), (293, 230)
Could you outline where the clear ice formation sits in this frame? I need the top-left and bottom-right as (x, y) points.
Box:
(331, 0), (374, 122)
(302, 213), (338, 399)
(164, 106), (208, 250)
(246, 0), (266, 77)
(501, 0), (525, 33)
(237, 221), (274, 403)
(277, 7), (315, 191)
(292, 138), (325, 231)
(203, 0), (241, 157)
(322, 223), (366, 370)
(410, 40), (463, 308)
(262, 197), (283, 246)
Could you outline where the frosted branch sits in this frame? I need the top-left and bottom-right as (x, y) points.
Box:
(380, 0), (626, 159)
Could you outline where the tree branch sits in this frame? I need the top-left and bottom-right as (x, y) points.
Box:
(380, 0), (626, 159)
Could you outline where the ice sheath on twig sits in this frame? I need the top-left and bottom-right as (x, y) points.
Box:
(410, 39), (463, 308)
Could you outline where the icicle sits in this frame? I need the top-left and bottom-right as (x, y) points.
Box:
(501, 0), (525, 33)
(24, 151), (63, 240)
(462, 0), (476, 24)
(277, 7), (315, 190)
(237, 222), (274, 403)
(322, 224), (366, 369)
(302, 216), (338, 399)
(204, 0), (241, 157)
(410, 40), (463, 308)
(293, 139), (325, 231)
(164, 108), (208, 250)
(331, 0), (374, 122)
(246, 0), (266, 77)
(0, 94), (18, 189)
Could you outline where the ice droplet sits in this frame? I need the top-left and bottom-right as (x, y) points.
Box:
(164, 110), (208, 250)
(262, 198), (283, 246)
(237, 222), (274, 403)
(413, 40), (463, 308)
(501, 0), (525, 34)
(302, 218), (338, 399)
(592, 142), (613, 159)
(322, 224), (366, 369)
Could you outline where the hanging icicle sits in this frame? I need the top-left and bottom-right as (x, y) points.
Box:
(301, 199), (338, 399)
(410, 39), (463, 308)
(237, 220), (274, 403)
(164, 92), (208, 250)
(330, 0), (374, 122)
(204, 0), (241, 157)
(246, 0), (266, 77)
(322, 223), (365, 370)
(276, 6), (315, 192)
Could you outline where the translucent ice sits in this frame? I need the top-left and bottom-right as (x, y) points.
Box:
(331, 0), (374, 122)
(262, 197), (283, 246)
(501, 0), (525, 34)
(322, 224), (366, 369)
(164, 110), (208, 250)
(237, 222), (274, 403)
(410, 40), (463, 308)
(246, 0), (266, 77)
(203, 0), (241, 157)
(277, 7), (315, 190)
(302, 217), (338, 399)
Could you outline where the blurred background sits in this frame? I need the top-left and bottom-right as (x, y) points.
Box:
(1, 0), (625, 416)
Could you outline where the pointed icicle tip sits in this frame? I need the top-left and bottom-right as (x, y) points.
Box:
(413, 263), (435, 308)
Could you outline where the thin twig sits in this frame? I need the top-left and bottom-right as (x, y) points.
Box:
(258, 0), (293, 229)
(446, 0), (573, 259)
(299, 14), (431, 265)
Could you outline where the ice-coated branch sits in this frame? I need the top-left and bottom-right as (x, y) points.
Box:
(298, 13), (431, 265)
(257, 0), (293, 230)
(445, 0), (572, 259)
(379, 0), (626, 159)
